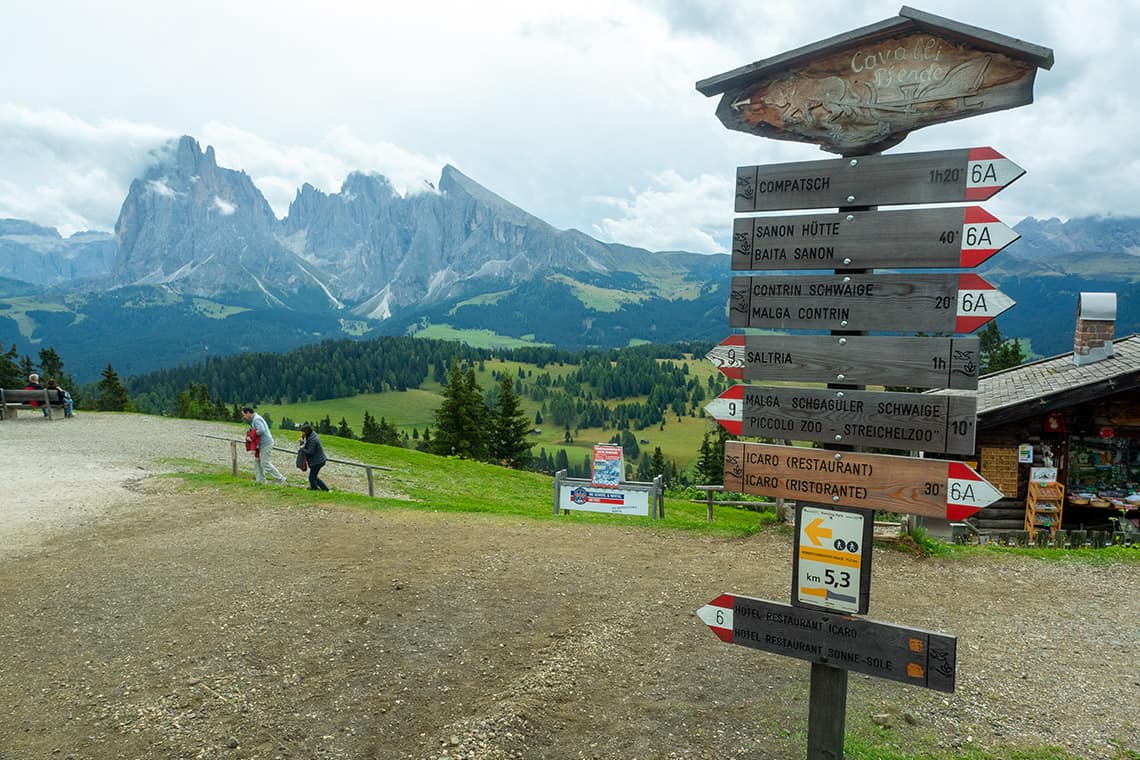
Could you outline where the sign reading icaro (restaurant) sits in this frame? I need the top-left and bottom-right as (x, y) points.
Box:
(722, 441), (1002, 520)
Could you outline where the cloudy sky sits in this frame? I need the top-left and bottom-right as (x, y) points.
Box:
(1, 1), (1136, 251)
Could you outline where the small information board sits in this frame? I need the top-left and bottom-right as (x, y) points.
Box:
(591, 444), (625, 488)
(793, 506), (873, 614)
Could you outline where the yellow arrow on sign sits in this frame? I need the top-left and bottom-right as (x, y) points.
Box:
(804, 517), (832, 547)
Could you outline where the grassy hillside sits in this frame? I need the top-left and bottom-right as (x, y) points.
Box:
(259, 354), (731, 471)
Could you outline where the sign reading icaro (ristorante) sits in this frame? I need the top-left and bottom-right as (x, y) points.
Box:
(722, 440), (1002, 520)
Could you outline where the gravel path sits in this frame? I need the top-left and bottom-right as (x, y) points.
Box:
(0, 412), (1137, 759)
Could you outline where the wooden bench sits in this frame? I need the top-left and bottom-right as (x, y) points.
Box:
(1, 388), (66, 420)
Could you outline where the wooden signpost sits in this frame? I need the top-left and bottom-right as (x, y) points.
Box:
(695, 8), (1052, 757)
(707, 384), (977, 455)
(697, 593), (957, 692)
(706, 334), (981, 390)
(722, 440), (1002, 520)
(732, 206), (1019, 270)
(735, 147), (1024, 212)
(729, 272), (1014, 332)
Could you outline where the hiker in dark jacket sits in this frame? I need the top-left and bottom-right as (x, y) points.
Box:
(298, 424), (330, 491)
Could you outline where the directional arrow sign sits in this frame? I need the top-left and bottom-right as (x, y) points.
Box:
(729, 273), (1015, 333)
(696, 593), (956, 692)
(736, 147), (1024, 212)
(706, 385), (977, 455)
(707, 335), (980, 390)
(722, 440), (1003, 520)
(732, 206), (1019, 270)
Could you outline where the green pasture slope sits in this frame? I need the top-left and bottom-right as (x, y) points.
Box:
(259, 354), (732, 469)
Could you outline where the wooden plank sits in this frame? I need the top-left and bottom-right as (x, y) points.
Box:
(707, 334), (980, 390)
(731, 206), (1018, 270)
(722, 440), (1002, 520)
(729, 273), (1013, 333)
(697, 594), (957, 692)
(735, 147), (1023, 212)
(707, 385), (977, 455)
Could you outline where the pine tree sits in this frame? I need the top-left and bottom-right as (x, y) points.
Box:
(430, 363), (489, 459)
(490, 374), (532, 468)
(649, 446), (666, 480)
(337, 417), (355, 439)
(361, 410), (382, 443)
(0, 344), (21, 388)
(978, 319), (1026, 374)
(95, 363), (130, 411)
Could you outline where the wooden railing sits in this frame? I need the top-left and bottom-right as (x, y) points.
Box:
(198, 434), (393, 497)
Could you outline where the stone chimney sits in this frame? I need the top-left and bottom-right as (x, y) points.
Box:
(1073, 292), (1116, 366)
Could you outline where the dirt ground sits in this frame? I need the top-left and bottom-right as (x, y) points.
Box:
(0, 414), (1137, 760)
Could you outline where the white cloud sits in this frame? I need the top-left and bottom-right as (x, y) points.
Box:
(148, 179), (177, 198)
(0, 104), (175, 235)
(213, 196), (236, 215)
(592, 170), (732, 253)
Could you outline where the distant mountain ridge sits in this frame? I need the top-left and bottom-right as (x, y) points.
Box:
(0, 134), (1136, 379)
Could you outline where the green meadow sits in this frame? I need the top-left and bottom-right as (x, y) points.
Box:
(259, 353), (735, 469)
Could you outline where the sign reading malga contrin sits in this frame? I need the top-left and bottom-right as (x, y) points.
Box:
(591, 444), (625, 488)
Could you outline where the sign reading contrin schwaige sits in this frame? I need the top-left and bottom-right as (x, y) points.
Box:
(729, 273), (1014, 333)
(695, 6), (1054, 155)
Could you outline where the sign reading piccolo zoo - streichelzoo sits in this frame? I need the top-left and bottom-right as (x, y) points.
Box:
(694, 7), (1053, 759)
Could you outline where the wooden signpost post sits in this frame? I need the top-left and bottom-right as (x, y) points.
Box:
(695, 7), (1052, 758)
(706, 384), (978, 455)
(732, 206), (1019, 271)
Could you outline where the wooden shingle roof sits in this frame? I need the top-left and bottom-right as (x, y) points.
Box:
(933, 334), (1140, 428)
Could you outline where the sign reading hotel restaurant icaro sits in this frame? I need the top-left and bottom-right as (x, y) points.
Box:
(706, 334), (980, 390)
(732, 206), (1018, 271)
(697, 594), (957, 692)
(706, 385), (977, 455)
(729, 273), (1014, 333)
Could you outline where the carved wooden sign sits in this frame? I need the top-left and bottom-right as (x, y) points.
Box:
(697, 7), (1054, 154)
